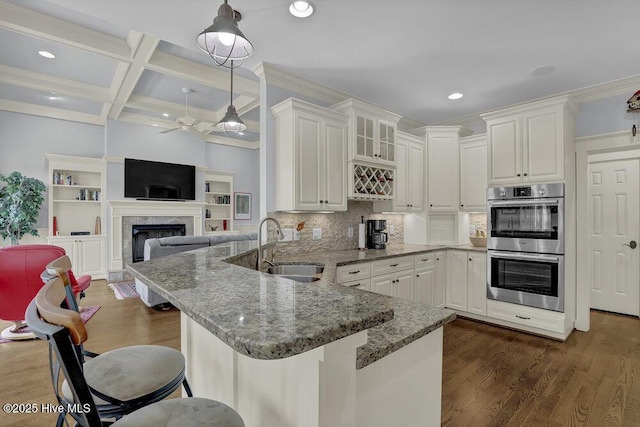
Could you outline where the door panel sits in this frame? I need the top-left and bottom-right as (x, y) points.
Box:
(589, 158), (640, 316)
(324, 119), (347, 210)
(296, 114), (321, 209)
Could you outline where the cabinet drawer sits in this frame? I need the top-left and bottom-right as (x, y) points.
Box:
(336, 263), (370, 283)
(414, 253), (436, 268)
(487, 300), (565, 334)
(340, 278), (371, 291)
(371, 255), (415, 276)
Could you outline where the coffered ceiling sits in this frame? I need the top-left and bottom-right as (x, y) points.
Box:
(1, 0), (639, 146)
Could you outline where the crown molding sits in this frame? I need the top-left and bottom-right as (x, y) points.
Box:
(569, 73), (640, 104)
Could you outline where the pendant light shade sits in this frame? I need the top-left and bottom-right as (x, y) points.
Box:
(217, 104), (247, 137)
(217, 61), (246, 137)
(197, 0), (253, 68)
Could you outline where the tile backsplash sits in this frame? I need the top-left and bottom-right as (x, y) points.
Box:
(469, 212), (487, 235)
(269, 201), (404, 255)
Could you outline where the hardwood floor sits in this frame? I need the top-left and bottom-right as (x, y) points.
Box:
(443, 313), (640, 427)
(1, 281), (638, 426)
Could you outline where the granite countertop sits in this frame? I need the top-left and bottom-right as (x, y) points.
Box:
(127, 241), (396, 360)
(128, 241), (475, 368)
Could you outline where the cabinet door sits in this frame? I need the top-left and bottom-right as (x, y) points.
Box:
(414, 267), (434, 306)
(408, 141), (425, 211)
(371, 273), (394, 297)
(394, 270), (414, 301)
(428, 134), (459, 211)
(522, 108), (563, 182)
(50, 238), (76, 264)
(392, 137), (409, 211)
(445, 251), (468, 311)
(323, 118), (348, 211)
(466, 252), (487, 316)
(295, 112), (323, 210)
(355, 115), (375, 162)
(377, 121), (396, 165)
(460, 139), (487, 211)
(433, 252), (446, 309)
(78, 238), (105, 277)
(487, 116), (521, 185)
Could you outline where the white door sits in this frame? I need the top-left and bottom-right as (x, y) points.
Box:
(394, 270), (414, 301)
(408, 141), (424, 211)
(466, 252), (487, 316)
(323, 118), (347, 211)
(445, 251), (468, 311)
(414, 267), (434, 306)
(589, 158), (640, 316)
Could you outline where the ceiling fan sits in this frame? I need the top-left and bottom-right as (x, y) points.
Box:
(160, 88), (216, 136)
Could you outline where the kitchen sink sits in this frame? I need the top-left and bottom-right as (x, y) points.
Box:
(265, 263), (324, 282)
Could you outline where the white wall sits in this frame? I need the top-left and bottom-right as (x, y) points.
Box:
(0, 111), (104, 227)
(576, 93), (637, 138)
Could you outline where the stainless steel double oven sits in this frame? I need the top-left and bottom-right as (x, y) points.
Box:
(487, 183), (564, 312)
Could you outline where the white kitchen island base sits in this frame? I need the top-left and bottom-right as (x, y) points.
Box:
(181, 313), (444, 427)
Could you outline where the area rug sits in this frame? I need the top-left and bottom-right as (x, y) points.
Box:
(108, 280), (140, 300)
(0, 305), (101, 344)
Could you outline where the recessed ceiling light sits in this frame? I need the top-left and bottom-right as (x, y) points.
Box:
(448, 92), (464, 100)
(289, 1), (315, 18)
(162, 113), (170, 117)
(38, 50), (55, 59)
(237, 131), (244, 136)
(529, 65), (555, 77)
(47, 92), (60, 100)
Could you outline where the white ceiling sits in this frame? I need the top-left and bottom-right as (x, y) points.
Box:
(1, 0), (639, 144)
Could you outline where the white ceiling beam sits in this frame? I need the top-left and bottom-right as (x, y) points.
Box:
(125, 94), (219, 122)
(0, 64), (111, 101)
(147, 50), (259, 98)
(236, 98), (260, 116)
(0, 99), (104, 125)
(205, 135), (260, 150)
(0, 2), (131, 60)
(108, 34), (159, 119)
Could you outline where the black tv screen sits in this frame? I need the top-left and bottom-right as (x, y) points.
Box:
(124, 158), (196, 201)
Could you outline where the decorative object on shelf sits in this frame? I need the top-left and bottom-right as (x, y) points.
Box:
(628, 90), (640, 111)
(234, 192), (251, 220)
(52, 216), (58, 236)
(0, 171), (46, 245)
(94, 216), (101, 235)
(223, 219), (228, 231)
(196, 0), (253, 68)
(208, 225), (219, 231)
(217, 61), (247, 137)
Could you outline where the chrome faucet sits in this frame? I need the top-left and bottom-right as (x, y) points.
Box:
(257, 216), (283, 270)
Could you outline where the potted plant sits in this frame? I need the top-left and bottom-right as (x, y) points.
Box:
(0, 171), (46, 245)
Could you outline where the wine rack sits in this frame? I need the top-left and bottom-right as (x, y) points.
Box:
(351, 163), (394, 200)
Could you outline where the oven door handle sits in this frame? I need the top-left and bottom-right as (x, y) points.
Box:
(488, 199), (560, 206)
(490, 252), (560, 263)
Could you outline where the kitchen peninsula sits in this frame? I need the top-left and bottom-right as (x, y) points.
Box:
(128, 241), (456, 427)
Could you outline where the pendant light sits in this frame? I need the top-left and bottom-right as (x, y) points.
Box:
(217, 61), (247, 137)
(197, 0), (253, 68)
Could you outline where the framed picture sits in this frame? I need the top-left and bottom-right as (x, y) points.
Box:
(234, 192), (252, 220)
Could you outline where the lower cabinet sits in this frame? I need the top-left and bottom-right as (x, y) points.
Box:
(48, 236), (106, 278)
(433, 252), (446, 309)
(414, 267), (435, 306)
(445, 250), (487, 315)
(340, 278), (371, 291)
(370, 269), (413, 300)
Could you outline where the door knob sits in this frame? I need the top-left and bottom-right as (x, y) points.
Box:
(623, 240), (637, 249)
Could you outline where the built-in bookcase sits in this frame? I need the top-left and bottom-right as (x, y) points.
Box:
(204, 170), (235, 234)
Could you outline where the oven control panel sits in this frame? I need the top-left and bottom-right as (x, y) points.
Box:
(513, 187), (531, 197)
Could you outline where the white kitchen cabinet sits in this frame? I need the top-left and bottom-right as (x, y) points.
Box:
(481, 95), (578, 186)
(371, 270), (413, 300)
(373, 131), (424, 213)
(414, 266), (435, 306)
(271, 98), (349, 211)
(433, 252), (446, 309)
(330, 98), (401, 166)
(445, 250), (468, 311)
(466, 252), (487, 316)
(340, 278), (371, 291)
(50, 235), (106, 278)
(459, 135), (487, 212)
(422, 126), (462, 212)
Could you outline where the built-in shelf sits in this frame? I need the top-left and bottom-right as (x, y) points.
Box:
(351, 162), (395, 200)
(204, 171), (234, 234)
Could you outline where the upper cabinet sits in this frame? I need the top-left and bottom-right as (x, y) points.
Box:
(459, 134), (487, 212)
(271, 98), (349, 212)
(420, 126), (462, 212)
(330, 99), (401, 167)
(481, 95), (579, 185)
(373, 131), (424, 213)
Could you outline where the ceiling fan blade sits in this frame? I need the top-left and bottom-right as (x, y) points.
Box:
(160, 127), (180, 134)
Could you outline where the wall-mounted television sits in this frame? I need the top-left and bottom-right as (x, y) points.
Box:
(124, 158), (196, 201)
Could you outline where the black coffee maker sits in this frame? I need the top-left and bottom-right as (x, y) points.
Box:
(366, 220), (388, 249)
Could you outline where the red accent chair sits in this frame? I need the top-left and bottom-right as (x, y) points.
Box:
(0, 245), (66, 340)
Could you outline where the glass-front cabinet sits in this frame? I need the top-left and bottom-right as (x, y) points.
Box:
(331, 99), (400, 167)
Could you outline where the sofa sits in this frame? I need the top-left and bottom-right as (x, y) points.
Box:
(136, 233), (257, 308)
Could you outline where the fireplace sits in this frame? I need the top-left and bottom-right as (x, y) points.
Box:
(131, 224), (186, 263)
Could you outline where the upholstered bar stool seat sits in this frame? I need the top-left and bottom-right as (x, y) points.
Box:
(62, 345), (186, 405)
(112, 397), (244, 427)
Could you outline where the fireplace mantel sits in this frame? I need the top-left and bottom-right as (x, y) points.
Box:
(109, 199), (204, 270)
